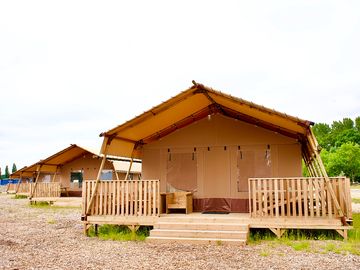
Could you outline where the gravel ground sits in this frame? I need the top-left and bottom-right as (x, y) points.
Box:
(0, 193), (359, 270)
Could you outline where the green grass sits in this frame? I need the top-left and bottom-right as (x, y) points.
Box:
(259, 248), (270, 257)
(350, 184), (360, 190)
(352, 198), (360, 204)
(88, 224), (150, 241)
(12, 194), (28, 199)
(29, 201), (80, 210)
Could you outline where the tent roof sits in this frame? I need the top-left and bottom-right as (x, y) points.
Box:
(112, 160), (142, 173)
(10, 144), (101, 178)
(100, 82), (316, 159)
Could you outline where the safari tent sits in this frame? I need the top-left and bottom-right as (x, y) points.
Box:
(82, 82), (352, 243)
(10, 144), (116, 201)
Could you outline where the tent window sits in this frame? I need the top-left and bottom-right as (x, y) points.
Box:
(70, 171), (83, 188)
(166, 152), (197, 192)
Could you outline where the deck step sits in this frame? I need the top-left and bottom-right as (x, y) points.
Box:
(149, 217), (250, 245)
(155, 222), (248, 231)
(147, 236), (247, 245)
(151, 229), (247, 239)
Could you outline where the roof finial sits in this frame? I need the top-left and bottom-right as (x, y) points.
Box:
(192, 80), (197, 86)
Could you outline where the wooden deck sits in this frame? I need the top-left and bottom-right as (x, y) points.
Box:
(82, 178), (352, 243)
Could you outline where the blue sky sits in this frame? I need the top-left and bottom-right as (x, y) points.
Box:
(0, 1), (359, 171)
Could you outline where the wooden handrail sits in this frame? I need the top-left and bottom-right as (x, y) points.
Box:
(249, 177), (351, 220)
(82, 180), (160, 218)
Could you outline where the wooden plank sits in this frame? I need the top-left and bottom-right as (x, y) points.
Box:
(148, 181), (152, 216)
(144, 181), (147, 216)
(338, 178), (344, 215)
(268, 179), (273, 217)
(125, 181), (129, 215)
(139, 180), (143, 216)
(129, 181), (133, 216)
(314, 179), (320, 217)
(99, 182), (103, 215)
(320, 178), (326, 217)
(280, 179), (285, 217)
(248, 179), (252, 217)
(327, 180), (333, 219)
(291, 179), (296, 216)
(152, 181), (156, 216)
(309, 178), (314, 217)
(121, 181), (125, 216)
(303, 178), (308, 218)
(157, 180), (160, 216)
(274, 179), (279, 217)
(135, 179), (138, 216)
(257, 180), (263, 217)
(116, 180), (120, 215)
(263, 180), (268, 217)
(82, 181), (87, 216)
(286, 180), (290, 217)
(345, 178), (352, 219)
(297, 178), (302, 217)
(251, 180), (256, 217)
(112, 181), (116, 215)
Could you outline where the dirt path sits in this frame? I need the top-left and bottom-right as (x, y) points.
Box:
(0, 193), (359, 270)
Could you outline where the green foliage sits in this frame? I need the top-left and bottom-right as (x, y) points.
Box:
(12, 163), (17, 173)
(4, 165), (9, 178)
(313, 117), (360, 182)
(321, 142), (360, 181)
(88, 225), (150, 241)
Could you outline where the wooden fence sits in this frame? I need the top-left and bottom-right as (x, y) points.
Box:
(30, 182), (61, 198)
(249, 177), (352, 219)
(17, 182), (31, 195)
(82, 180), (160, 217)
(6, 183), (17, 193)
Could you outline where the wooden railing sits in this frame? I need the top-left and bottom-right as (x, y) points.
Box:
(6, 183), (17, 193)
(16, 183), (31, 194)
(30, 182), (61, 198)
(249, 177), (352, 219)
(82, 180), (160, 217)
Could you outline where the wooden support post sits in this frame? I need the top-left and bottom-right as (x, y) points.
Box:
(94, 224), (99, 236)
(115, 171), (119, 180)
(29, 166), (42, 199)
(336, 229), (348, 240)
(52, 167), (58, 182)
(124, 158), (134, 180)
(269, 228), (286, 238)
(15, 173), (23, 194)
(307, 130), (344, 219)
(86, 155), (107, 215)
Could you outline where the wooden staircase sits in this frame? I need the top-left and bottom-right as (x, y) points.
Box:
(147, 214), (249, 245)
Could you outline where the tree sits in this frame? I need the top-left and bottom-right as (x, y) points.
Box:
(323, 142), (360, 182)
(355, 116), (360, 131)
(4, 165), (9, 178)
(0, 167), (2, 179)
(12, 163), (17, 173)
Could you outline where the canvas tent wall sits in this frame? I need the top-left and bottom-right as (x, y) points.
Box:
(141, 113), (302, 212)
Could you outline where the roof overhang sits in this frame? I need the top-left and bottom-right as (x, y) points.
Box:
(10, 144), (102, 178)
(99, 82), (316, 159)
